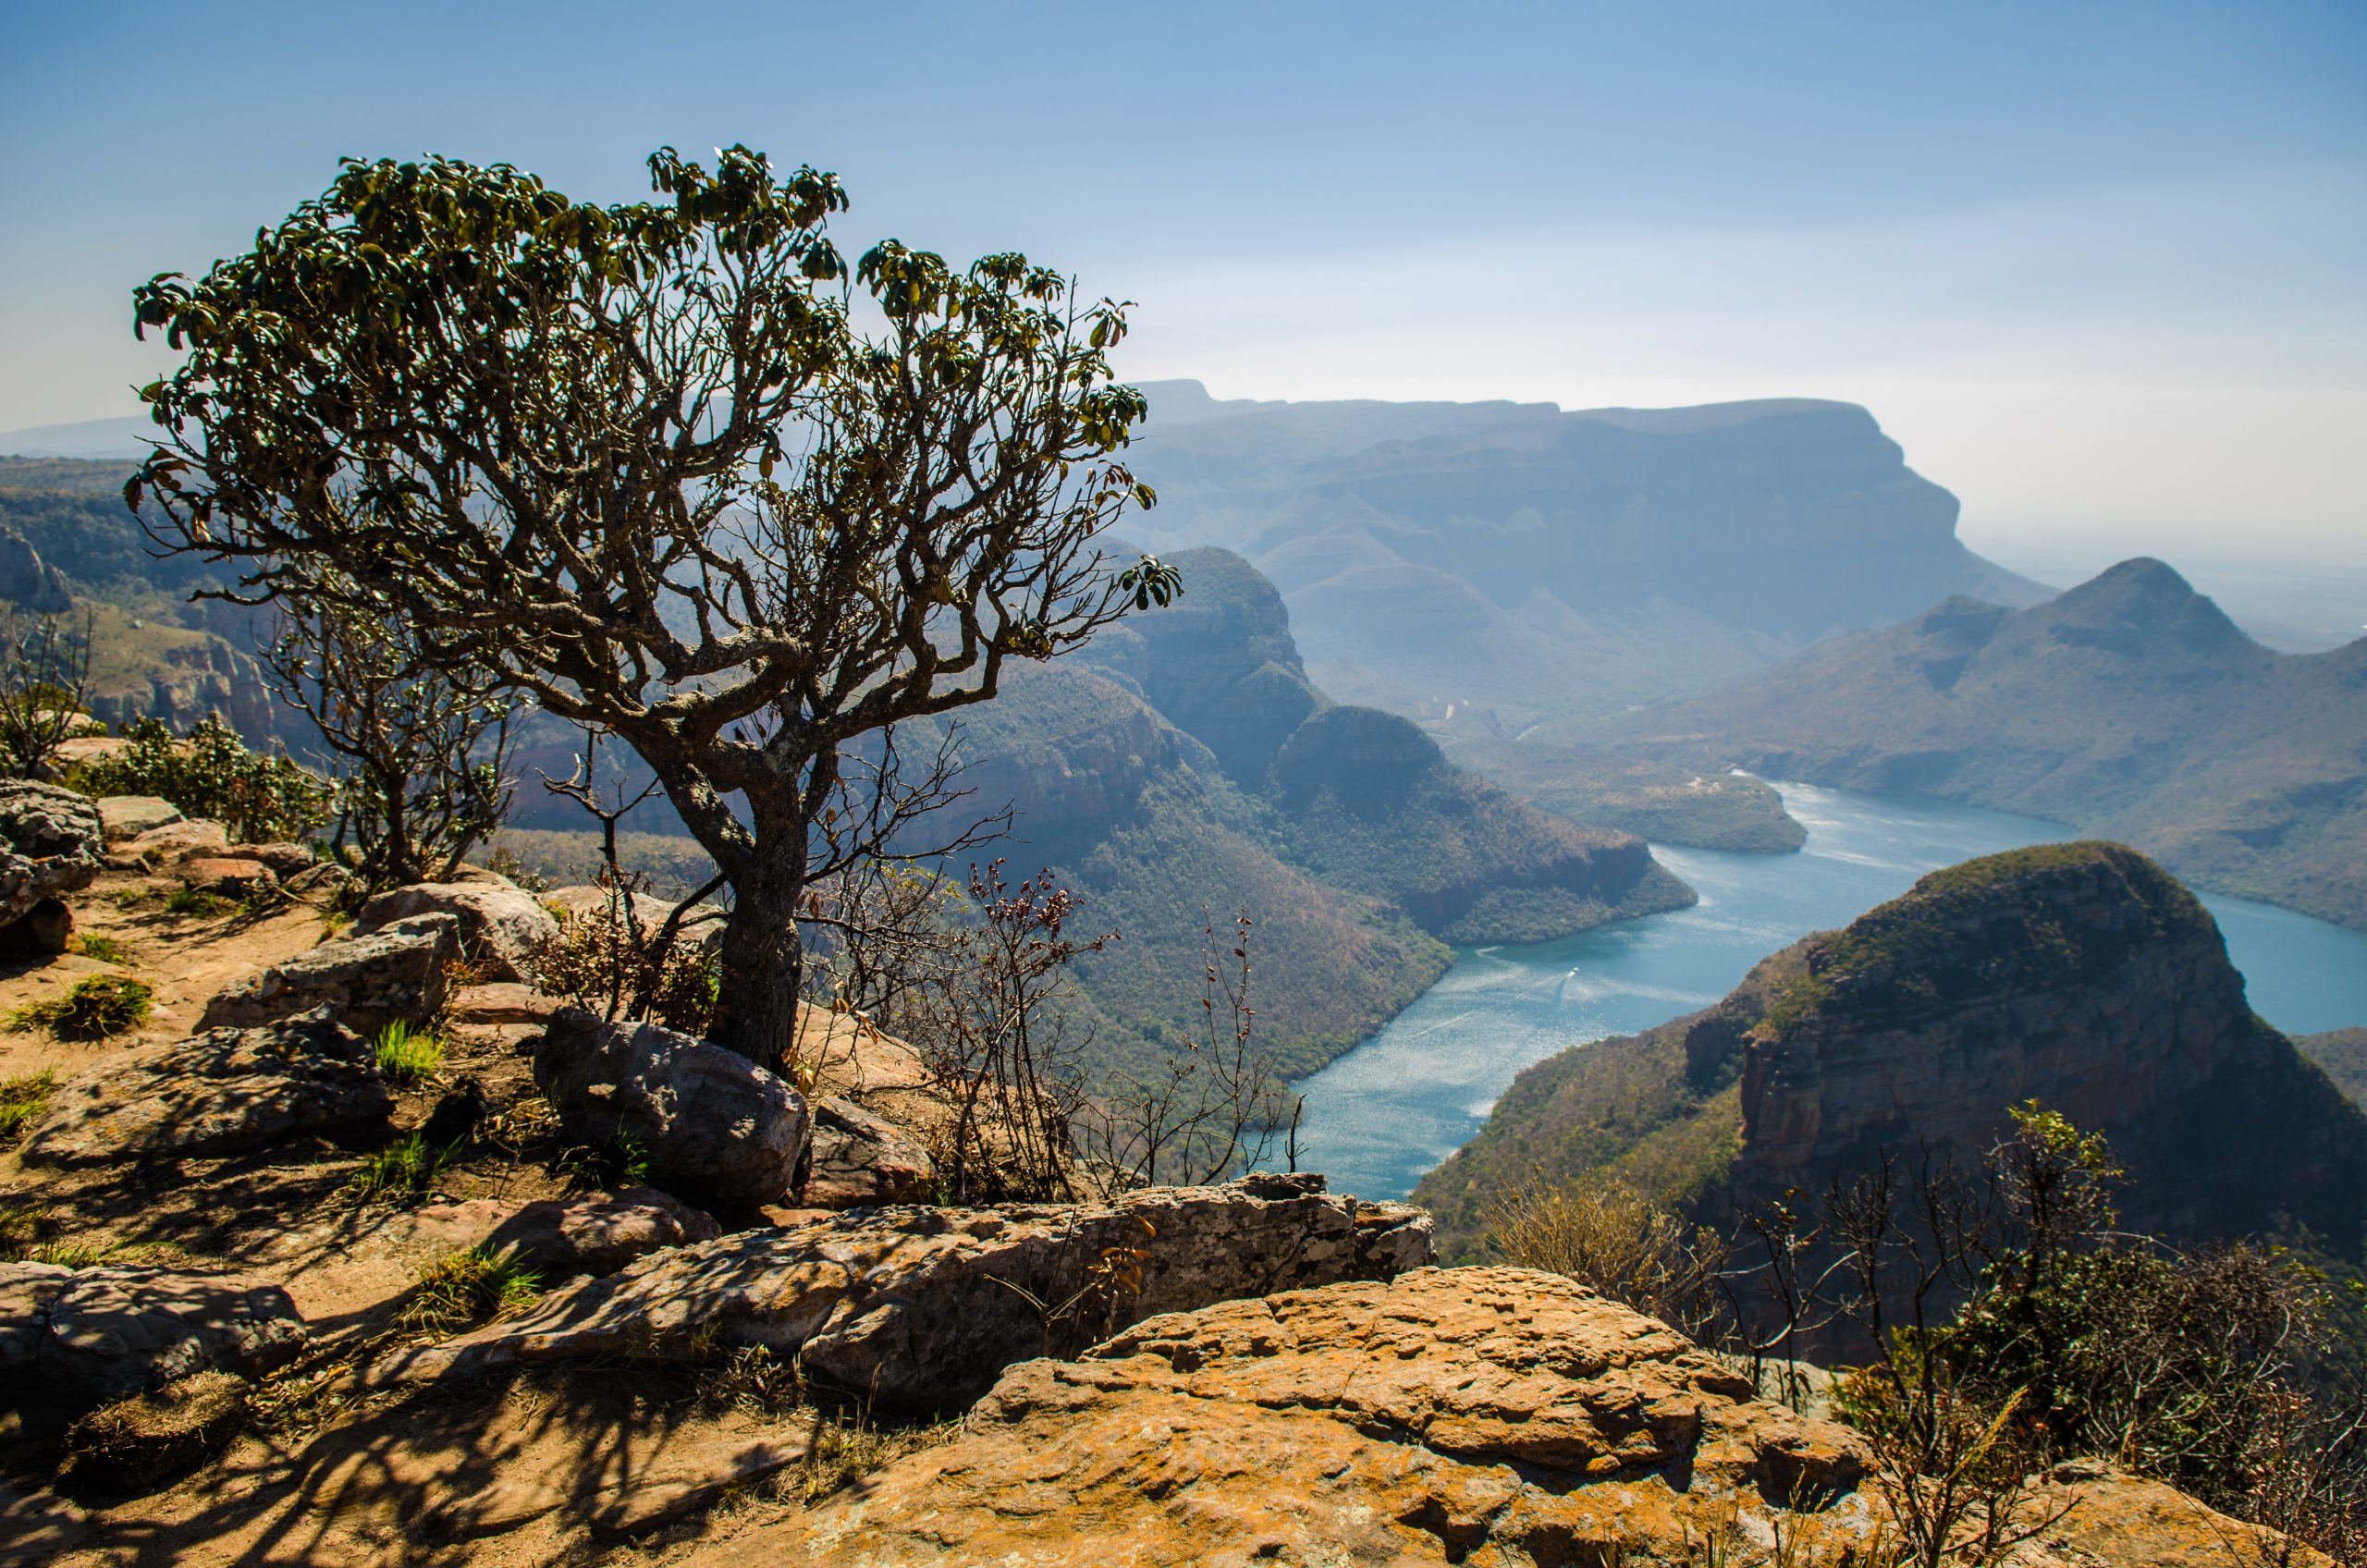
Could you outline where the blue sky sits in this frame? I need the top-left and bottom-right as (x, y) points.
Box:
(3, 0), (2361, 560)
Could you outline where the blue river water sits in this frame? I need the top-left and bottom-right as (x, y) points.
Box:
(1291, 780), (2367, 1202)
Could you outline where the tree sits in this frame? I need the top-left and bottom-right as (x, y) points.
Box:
(129, 146), (1175, 1070)
(264, 587), (517, 890)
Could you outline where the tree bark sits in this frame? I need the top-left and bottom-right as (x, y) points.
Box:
(706, 817), (808, 1078)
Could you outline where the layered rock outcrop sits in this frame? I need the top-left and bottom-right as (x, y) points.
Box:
(0, 780), (103, 950)
(684, 1266), (1871, 1567)
(388, 1174), (1432, 1413)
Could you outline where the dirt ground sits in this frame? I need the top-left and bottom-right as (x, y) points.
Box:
(0, 867), (944, 1567)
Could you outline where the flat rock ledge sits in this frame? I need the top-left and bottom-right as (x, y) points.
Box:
(385, 1173), (1432, 1413)
(685, 1265), (1871, 1568)
(0, 1262), (307, 1398)
(18, 1009), (392, 1168)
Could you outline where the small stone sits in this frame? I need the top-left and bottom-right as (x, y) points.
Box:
(180, 856), (279, 900)
(0, 896), (71, 954)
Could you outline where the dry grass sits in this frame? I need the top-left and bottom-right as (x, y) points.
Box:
(399, 1243), (544, 1333)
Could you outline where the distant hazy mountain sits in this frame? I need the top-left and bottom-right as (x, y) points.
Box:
(0, 415), (151, 460)
(1587, 557), (2367, 930)
(1124, 381), (2048, 736)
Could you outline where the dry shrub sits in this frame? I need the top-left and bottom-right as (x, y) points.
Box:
(533, 878), (719, 1035)
(1487, 1170), (1727, 1342)
(60, 1370), (249, 1492)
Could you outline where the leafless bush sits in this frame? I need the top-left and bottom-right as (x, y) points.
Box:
(0, 609), (94, 779)
(1073, 911), (1303, 1194)
(1488, 1170), (1728, 1344)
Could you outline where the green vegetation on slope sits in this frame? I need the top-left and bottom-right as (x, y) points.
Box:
(1417, 841), (2367, 1268)
(1442, 741), (1807, 853)
(2298, 1028), (2367, 1108)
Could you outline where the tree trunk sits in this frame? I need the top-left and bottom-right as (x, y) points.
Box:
(707, 823), (808, 1078)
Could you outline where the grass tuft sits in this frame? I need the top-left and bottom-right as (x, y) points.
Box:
(164, 887), (235, 918)
(373, 1021), (445, 1087)
(0, 1069), (57, 1145)
(8, 975), (153, 1040)
(347, 1131), (458, 1203)
(399, 1243), (542, 1332)
(71, 932), (131, 964)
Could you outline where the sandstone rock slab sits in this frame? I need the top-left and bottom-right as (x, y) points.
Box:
(682, 1267), (1871, 1568)
(123, 817), (228, 861)
(18, 1009), (392, 1167)
(216, 840), (318, 878)
(447, 982), (560, 1027)
(533, 1009), (808, 1209)
(198, 913), (458, 1033)
(0, 1262), (306, 1398)
(802, 1094), (934, 1208)
(387, 1173), (1433, 1414)
(353, 881), (560, 985)
(97, 794), (182, 842)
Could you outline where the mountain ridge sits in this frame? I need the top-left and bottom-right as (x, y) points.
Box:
(1582, 557), (2367, 929)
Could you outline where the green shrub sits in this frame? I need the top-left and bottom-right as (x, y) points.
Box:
(372, 1021), (444, 1087)
(347, 1132), (457, 1202)
(8, 975), (153, 1040)
(70, 932), (130, 963)
(0, 1070), (57, 1144)
(75, 714), (331, 843)
(400, 1244), (541, 1331)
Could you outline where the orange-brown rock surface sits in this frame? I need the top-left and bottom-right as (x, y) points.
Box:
(684, 1266), (1877, 1567)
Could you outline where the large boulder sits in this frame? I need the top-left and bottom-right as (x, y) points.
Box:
(121, 817), (227, 862)
(0, 779), (103, 949)
(199, 913), (459, 1034)
(533, 1010), (809, 1210)
(679, 1267), (1868, 1568)
(96, 794), (182, 843)
(386, 1173), (1433, 1412)
(0, 1262), (307, 1398)
(18, 1009), (393, 1167)
(353, 882), (562, 986)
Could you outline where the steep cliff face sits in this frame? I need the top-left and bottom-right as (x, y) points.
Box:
(1729, 843), (2363, 1246)
(1084, 546), (1318, 782)
(1417, 842), (2367, 1261)
(1122, 385), (2046, 733)
(1077, 547), (1695, 947)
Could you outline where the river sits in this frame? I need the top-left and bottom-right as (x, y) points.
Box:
(1291, 780), (2367, 1201)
